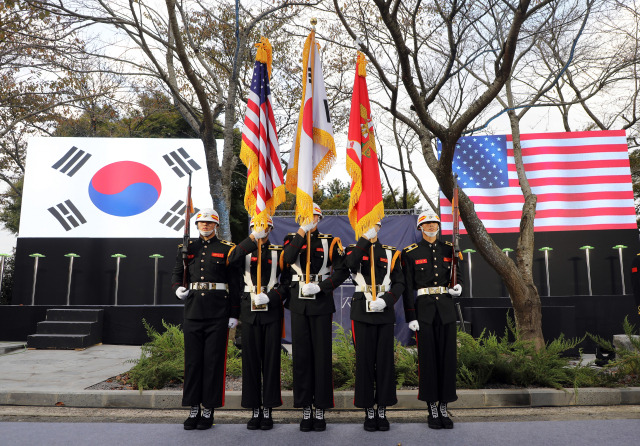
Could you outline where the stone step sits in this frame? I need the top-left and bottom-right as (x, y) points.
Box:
(26, 334), (99, 350)
(45, 309), (103, 322)
(36, 321), (97, 335)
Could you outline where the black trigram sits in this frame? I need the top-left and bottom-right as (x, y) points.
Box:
(160, 200), (200, 231)
(163, 148), (201, 178)
(48, 200), (87, 231)
(52, 146), (92, 176)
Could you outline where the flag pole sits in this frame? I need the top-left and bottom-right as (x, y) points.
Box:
(370, 243), (377, 305)
(305, 17), (317, 285)
(257, 237), (263, 291)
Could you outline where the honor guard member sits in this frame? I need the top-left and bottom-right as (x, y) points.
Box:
(228, 216), (290, 430)
(282, 203), (350, 431)
(345, 221), (404, 432)
(401, 211), (462, 430)
(172, 208), (241, 431)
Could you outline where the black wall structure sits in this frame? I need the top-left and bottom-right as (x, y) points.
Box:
(3, 216), (639, 351)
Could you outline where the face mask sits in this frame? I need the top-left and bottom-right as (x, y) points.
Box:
(422, 229), (438, 237)
(199, 229), (214, 237)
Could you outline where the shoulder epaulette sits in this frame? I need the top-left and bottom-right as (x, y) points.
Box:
(269, 244), (283, 250)
(220, 240), (235, 246)
(318, 233), (332, 239)
(347, 244), (356, 248)
(444, 241), (453, 246)
(382, 244), (397, 251)
(178, 240), (194, 248)
(404, 243), (418, 252)
(287, 232), (297, 236)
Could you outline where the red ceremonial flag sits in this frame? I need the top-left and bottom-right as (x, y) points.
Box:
(438, 130), (636, 233)
(240, 37), (285, 230)
(346, 52), (384, 239)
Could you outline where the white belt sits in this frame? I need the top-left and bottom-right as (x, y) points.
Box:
(292, 274), (327, 282)
(355, 284), (388, 293)
(417, 286), (448, 296)
(244, 285), (275, 293)
(190, 282), (228, 291)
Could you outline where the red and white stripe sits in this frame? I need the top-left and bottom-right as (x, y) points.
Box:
(440, 130), (636, 233)
(241, 79), (284, 215)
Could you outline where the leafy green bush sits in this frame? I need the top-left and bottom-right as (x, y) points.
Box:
(331, 322), (356, 389)
(226, 339), (242, 378)
(281, 348), (293, 390)
(394, 338), (418, 388)
(456, 315), (595, 389)
(589, 317), (640, 386)
(128, 319), (185, 390)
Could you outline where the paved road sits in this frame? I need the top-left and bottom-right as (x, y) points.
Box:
(1, 419), (639, 446)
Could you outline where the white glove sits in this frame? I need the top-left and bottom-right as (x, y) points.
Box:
(408, 320), (420, 331)
(228, 317), (238, 329)
(251, 229), (267, 240)
(253, 292), (269, 305)
(300, 222), (315, 233)
(368, 298), (386, 311)
(175, 286), (189, 300)
(448, 284), (462, 297)
(363, 227), (378, 240)
(301, 282), (321, 295)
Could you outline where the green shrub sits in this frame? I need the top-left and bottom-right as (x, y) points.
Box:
(456, 315), (590, 389)
(331, 322), (356, 389)
(226, 339), (242, 378)
(589, 317), (640, 386)
(394, 338), (418, 388)
(128, 319), (185, 390)
(281, 348), (293, 390)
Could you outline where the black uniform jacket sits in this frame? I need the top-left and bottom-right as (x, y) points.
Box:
(282, 230), (349, 315)
(171, 236), (241, 320)
(401, 238), (463, 325)
(228, 236), (291, 325)
(345, 237), (405, 325)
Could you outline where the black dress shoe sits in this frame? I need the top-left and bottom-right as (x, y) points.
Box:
(260, 407), (273, 430)
(247, 408), (262, 430)
(376, 406), (390, 431)
(300, 406), (313, 432)
(313, 408), (326, 431)
(363, 408), (377, 432)
(439, 403), (454, 429)
(196, 408), (214, 430)
(183, 406), (200, 430)
(427, 402), (443, 430)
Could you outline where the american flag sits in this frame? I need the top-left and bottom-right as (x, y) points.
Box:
(240, 39), (285, 228)
(439, 130), (636, 234)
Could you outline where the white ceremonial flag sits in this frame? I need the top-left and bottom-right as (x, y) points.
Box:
(20, 137), (212, 238)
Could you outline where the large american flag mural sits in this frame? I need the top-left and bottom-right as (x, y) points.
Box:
(439, 130), (636, 234)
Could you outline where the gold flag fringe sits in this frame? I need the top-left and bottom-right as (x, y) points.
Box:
(255, 37), (273, 79)
(357, 51), (367, 77)
(353, 201), (385, 240)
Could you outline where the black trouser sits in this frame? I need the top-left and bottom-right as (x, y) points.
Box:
(351, 320), (398, 408)
(290, 312), (334, 409)
(241, 319), (283, 409)
(182, 317), (229, 408)
(415, 314), (458, 403)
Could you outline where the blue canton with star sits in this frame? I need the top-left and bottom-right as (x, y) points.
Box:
(251, 60), (270, 103)
(437, 135), (508, 188)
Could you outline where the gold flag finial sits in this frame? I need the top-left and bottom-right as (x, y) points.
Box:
(311, 17), (318, 26)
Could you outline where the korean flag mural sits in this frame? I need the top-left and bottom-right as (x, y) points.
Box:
(20, 137), (212, 238)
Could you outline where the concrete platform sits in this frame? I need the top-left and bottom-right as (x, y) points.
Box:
(1, 343), (639, 409)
